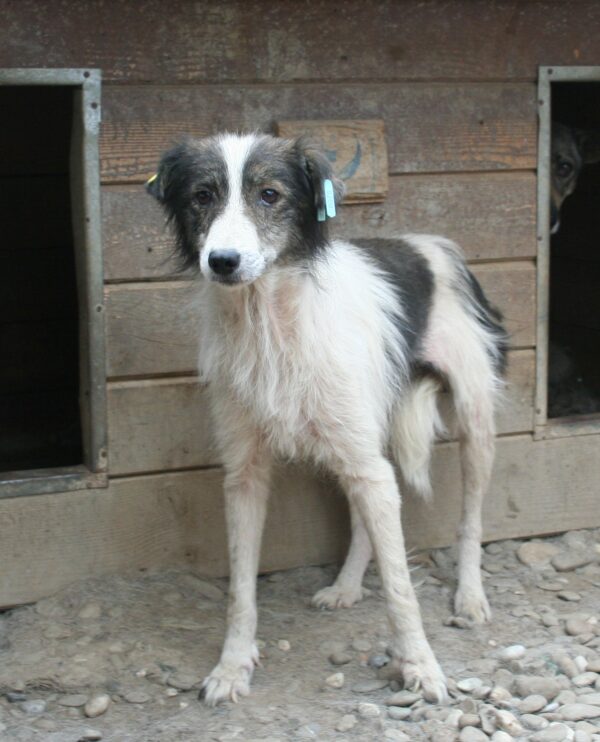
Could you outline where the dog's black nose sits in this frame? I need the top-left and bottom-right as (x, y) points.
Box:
(208, 249), (241, 276)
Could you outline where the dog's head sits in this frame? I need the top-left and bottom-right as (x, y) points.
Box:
(551, 122), (600, 234)
(147, 133), (344, 285)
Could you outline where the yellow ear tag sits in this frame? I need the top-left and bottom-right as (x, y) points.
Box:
(146, 173), (158, 185)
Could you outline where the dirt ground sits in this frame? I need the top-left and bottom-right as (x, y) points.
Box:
(1, 528), (600, 742)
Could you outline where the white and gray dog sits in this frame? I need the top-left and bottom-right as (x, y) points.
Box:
(147, 133), (508, 705)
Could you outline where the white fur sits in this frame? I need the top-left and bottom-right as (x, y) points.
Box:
(196, 138), (502, 705)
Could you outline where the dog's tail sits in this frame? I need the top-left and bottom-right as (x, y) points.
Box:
(390, 376), (445, 501)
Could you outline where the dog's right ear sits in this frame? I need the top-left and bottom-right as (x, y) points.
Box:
(145, 141), (192, 205)
(575, 128), (600, 165)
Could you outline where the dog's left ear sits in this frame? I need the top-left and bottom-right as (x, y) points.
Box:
(295, 138), (345, 216)
(576, 129), (600, 165)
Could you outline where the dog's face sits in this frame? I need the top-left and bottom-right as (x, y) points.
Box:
(147, 133), (344, 285)
(551, 123), (600, 234)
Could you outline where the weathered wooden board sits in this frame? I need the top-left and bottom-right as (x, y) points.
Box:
(99, 83), (536, 182)
(107, 350), (534, 476)
(277, 120), (388, 203)
(107, 377), (216, 474)
(105, 263), (535, 378)
(103, 172), (536, 281)
(3, 432), (600, 606)
(105, 281), (200, 378)
(2, 1), (599, 84)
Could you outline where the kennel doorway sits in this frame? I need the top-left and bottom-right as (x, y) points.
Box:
(0, 70), (107, 496)
(536, 66), (600, 437)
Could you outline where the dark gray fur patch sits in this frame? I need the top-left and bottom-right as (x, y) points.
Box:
(148, 137), (229, 271)
(353, 238), (435, 362)
(242, 136), (334, 264)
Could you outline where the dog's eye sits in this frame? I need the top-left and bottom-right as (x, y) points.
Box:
(260, 188), (279, 206)
(557, 161), (573, 178)
(194, 189), (213, 206)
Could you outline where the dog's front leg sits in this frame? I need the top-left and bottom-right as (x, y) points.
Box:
(200, 445), (271, 705)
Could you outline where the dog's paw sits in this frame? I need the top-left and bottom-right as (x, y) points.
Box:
(199, 645), (259, 706)
(388, 652), (448, 704)
(311, 583), (371, 610)
(454, 584), (492, 624)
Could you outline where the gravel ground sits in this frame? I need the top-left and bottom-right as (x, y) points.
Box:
(1, 528), (600, 741)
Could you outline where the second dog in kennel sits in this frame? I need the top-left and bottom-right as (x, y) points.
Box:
(147, 132), (508, 705)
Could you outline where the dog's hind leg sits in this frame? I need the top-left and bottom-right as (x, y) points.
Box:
(338, 456), (447, 703)
(448, 364), (496, 624)
(311, 498), (373, 609)
(200, 431), (272, 706)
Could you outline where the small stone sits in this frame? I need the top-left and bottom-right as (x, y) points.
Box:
(552, 552), (593, 572)
(556, 690), (578, 705)
(325, 672), (345, 689)
(518, 542), (560, 567)
(84, 694), (111, 718)
(385, 690), (421, 706)
(297, 723), (320, 739)
(513, 675), (568, 699)
(277, 639), (291, 651)
(459, 727), (489, 742)
(20, 699), (46, 714)
(521, 713), (549, 730)
(498, 644), (526, 661)
(369, 653), (390, 669)
(329, 651), (353, 666)
(494, 709), (523, 736)
(458, 677), (484, 693)
(567, 619), (594, 636)
(352, 677), (388, 693)
(58, 694), (88, 707)
(78, 730), (103, 741)
(383, 730), (411, 741)
(78, 602), (102, 620)
(167, 673), (198, 690)
(572, 672), (598, 687)
(488, 686), (512, 705)
(123, 690), (150, 704)
(352, 638), (372, 652)
(558, 590), (582, 602)
(556, 654), (581, 676)
(335, 714), (356, 732)
(460, 714), (481, 728)
(519, 694), (549, 713)
(165, 688), (178, 697)
(530, 724), (573, 741)
(6, 691), (27, 703)
(492, 668), (514, 689)
(574, 731), (591, 742)
(490, 733), (513, 742)
(357, 701), (381, 718)
(574, 656), (588, 673)
(577, 693), (600, 705)
(387, 706), (412, 720)
(542, 613), (560, 627)
(445, 616), (475, 629)
(537, 581), (565, 592)
(586, 658), (600, 673)
(557, 703), (600, 721)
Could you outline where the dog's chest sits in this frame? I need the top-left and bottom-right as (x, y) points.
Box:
(210, 281), (335, 453)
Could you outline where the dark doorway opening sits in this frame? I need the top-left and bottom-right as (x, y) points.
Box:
(548, 82), (600, 419)
(0, 86), (83, 472)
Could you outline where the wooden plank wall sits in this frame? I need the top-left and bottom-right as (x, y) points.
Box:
(1, 0), (600, 605)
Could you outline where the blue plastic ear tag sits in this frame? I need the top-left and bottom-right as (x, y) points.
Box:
(323, 178), (336, 219)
